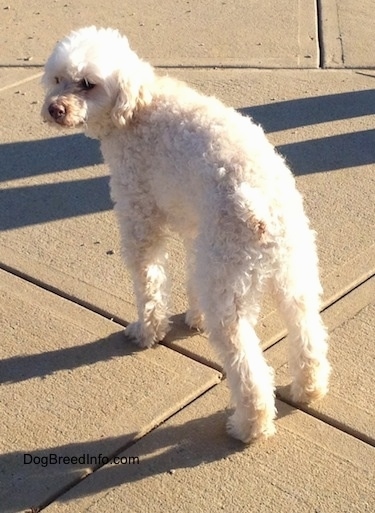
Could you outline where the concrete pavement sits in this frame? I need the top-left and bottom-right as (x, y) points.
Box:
(0, 1), (374, 512)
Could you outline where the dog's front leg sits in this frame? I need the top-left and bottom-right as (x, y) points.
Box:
(114, 199), (171, 348)
(125, 232), (170, 348)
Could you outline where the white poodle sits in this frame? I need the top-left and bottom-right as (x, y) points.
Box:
(42, 26), (330, 443)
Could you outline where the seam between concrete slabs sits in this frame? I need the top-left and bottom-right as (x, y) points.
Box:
(1, 261), (374, 371)
(316, 0), (324, 68)
(2, 64), (375, 73)
(0, 71), (43, 93)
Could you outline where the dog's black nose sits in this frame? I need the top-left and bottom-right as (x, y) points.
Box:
(48, 103), (66, 120)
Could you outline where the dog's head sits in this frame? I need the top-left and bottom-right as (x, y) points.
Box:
(41, 26), (154, 137)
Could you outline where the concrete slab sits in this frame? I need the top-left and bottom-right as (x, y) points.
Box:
(44, 384), (375, 513)
(268, 276), (375, 445)
(0, 1), (318, 68)
(0, 269), (221, 513)
(1, 69), (374, 367)
(320, 0), (375, 68)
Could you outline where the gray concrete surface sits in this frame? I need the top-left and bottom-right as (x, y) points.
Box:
(319, 0), (375, 68)
(1, 1), (318, 68)
(0, 1), (374, 512)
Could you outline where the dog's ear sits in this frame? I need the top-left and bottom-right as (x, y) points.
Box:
(111, 72), (152, 128)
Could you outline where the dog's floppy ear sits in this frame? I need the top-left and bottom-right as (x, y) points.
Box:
(111, 71), (152, 128)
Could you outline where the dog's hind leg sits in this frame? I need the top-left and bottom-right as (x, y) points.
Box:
(223, 317), (276, 443)
(272, 231), (330, 403)
(184, 238), (205, 331)
(196, 244), (276, 443)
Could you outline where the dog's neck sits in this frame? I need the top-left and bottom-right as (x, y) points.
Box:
(84, 113), (117, 140)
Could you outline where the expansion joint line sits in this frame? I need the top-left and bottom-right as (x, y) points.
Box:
(316, 0), (324, 68)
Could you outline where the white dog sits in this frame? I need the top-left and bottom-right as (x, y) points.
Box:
(42, 26), (330, 443)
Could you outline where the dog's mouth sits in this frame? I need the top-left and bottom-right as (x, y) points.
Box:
(46, 117), (86, 130)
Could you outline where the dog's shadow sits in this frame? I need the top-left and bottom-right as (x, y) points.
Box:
(2, 321), (299, 511)
(0, 311), (208, 386)
(0, 330), (136, 385)
(2, 411), (240, 511)
(165, 312), (203, 341)
(4, 396), (296, 511)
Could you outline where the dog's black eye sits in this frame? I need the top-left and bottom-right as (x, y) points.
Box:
(54, 77), (60, 84)
(80, 78), (96, 90)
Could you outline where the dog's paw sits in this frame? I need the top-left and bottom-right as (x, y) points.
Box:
(185, 309), (204, 331)
(125, 320), (171, 349)
(226, 410), (276, 444)
(290, 380), (328, 403)
(125, 322), (156, 349)
(290, 357), (330, 403)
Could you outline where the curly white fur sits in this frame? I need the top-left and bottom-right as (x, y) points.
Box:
(42, 26), (330, 443)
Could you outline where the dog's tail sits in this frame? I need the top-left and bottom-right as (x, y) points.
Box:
(234, 182), (270, 242)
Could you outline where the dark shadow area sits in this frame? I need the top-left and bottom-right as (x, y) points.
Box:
(278, 129), (375, 175)
(0, 313), (205, 385)
(0, 134), (102, 181)
(162, 314), (223, 372)
(0, 331), (138, 385)
(0, 433), (139, 513)
(240, 89), (375, 133)
(0, 176), (112, 230)
(240, 89), (375, 174)
(166, 313), (201, 341)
